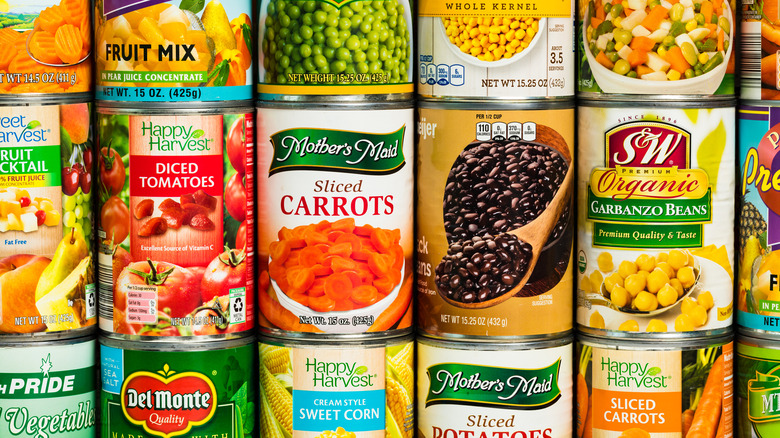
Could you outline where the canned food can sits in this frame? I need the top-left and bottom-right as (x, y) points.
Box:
(257, 0), (414, 101)
(96, 104), (255, 338)
(577, 99), (735, 337)
(740, 1), (780, 100)
(100, 334), (256, 438)
(578, 333), (734, 438)
(95, 0), (253, 104)
(736, 333), (780, 438)
(577, 0), (736, 98)
(737, 102), (780, 339)
(417, 334), (573, 438)
(259, 334), (414, 437)
(418, 1), (574, 100)
(0, 335), (97, 438)
(256, 102), (413, 337)
(416, 100), (574, 340)
(0, 98), (96, 338)
(0, 1), (92, 97)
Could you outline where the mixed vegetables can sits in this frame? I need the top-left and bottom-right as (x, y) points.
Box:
(96, 104), (255, 339)
(736, 333), (780, 438)
(257, 0), (414, 100)
(417, 0), (574, 99)
(0, 98), (96, 338)
(576, 333), (734, 438)
(416, 100), (574, 339)
(577, 100), (735, 336)
(740, 0), (780, 100)
(256, 102), (413, 337)
(578, 0), (736, 97)
(417, 335), (573, 438)
(0, 335), (97, 438)
(100, 334), (256, 438)
(95, 0), (253, 103)
(0, 0), (92, 96)
(259, 334), (414, 438)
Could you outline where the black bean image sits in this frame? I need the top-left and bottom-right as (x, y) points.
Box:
(443, 140), (569, 244)
(435, 233), (532, 304)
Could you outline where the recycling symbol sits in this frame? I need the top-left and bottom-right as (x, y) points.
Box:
(233, 297), (244, 313)
(88, 293), (95, 308)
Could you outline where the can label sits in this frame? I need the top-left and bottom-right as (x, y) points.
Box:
(101, 340), (256, 438)
(417, 340), (572, 438)
(579, 340), (734, 438)
(577, 105), (735, 334)
(740, 0), (780, 100)
(736, 338), (780, 437)
(416, 106), (574, 338)
(257, 0), (414, 97)
(0, 339), (96, 437)
(96, 109), (255, 337)
(417, 0), (573, 99)
(95, 0), (253, 102)
(259, 338), (414, 437)
(0, 0), (92, 95)
(256, 107), (413, 335)
(736, 104), (780, 332)
(578, 0), (736, 96)
(0, 102), (96, 335)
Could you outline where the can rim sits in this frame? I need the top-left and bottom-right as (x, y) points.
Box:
(418, 98), (574, 110)
(99, 333), (256, 351)
(578, 330), (733, 349)
(260, 332), (413, 347)
(0, 333), (96, 348)
(577, 96), (736, 108)
(417, 332), (573, 350)
(257, 100), (415, 110)
(97, 102), (255, 114)
(0, 94), (94, 105)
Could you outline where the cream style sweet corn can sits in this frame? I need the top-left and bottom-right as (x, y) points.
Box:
(577, 100), (735, 336)
(417, 335), (573, 438)
(259, 334), (414, 438)
(578, 0), (737, 97)
(417, 0), (574, 99)
(95, 0), (253, 103)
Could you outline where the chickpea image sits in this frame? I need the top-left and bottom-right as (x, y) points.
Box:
(634, 291), (658, 312)
(604, 272), (624, 293)
(669, 278), (684, 298)
(623, 273), (646, 297)
(580, 275), (592, 293)
(646, 268), (670, 294)
(590, 310), (605, 329)
(656, 262), (676, 280)
(698, 291), (714, 310)
(635, 253), (656, 272)
(675, 313), (694, 332)
(657, 252), (669, 263)
(677, 266), (696, 288)
(689, 304), (708, 327)
(618, 260), (638, 278)
(646, 319), (667, 332)
(681, 297), (697, 315)
(619, 319), (639, 331)
(590, 270), (604, 290)
(611, 285), (630, 308)
(657, 284), (678, 307)
(667, 250), (688, 270)
(597, 252), (614, 272)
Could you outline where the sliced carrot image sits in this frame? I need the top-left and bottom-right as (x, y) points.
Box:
(30, 31), (62, 65)
(37, 5), (66, 34)
(368, 274), (412, 332)
(0, 44), (17, 71)
(55, 24), (84, 65)
(61, 0), (87, 26)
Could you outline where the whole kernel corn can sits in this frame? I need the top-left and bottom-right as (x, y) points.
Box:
(259, 334), (414, 437)
(95, 0), (253, 103)
(0, 0), (92, 95)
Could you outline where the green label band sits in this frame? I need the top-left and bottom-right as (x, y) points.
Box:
(587, 188), (712, 223)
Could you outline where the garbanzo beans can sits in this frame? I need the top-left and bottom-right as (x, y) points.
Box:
(577, 99), (735, 337)
(417, 0), (574, 99)
(577, 333), (734, 438)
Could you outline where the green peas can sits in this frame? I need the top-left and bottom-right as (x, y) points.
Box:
(258, 0), (414, 100)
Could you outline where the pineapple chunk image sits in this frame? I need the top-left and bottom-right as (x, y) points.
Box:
(7, 213), (22, 230)
(0, 218), (7, 232)
(0, 199), (21, 217)
(44, 210), (61, 226)
(20, 212), (38, 233)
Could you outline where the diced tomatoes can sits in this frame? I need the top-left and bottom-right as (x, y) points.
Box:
(418, 0), (574, 99)
(0, 97), (97, 339)
(0, 335), (97, 438)
(100, 334), (256, 438)
(95, 0), (253, 104)
(259, 334), (414, 437)
(416, 99), (574, 340)
(96, 104), (255, 339)
(256, 101), (414, 337)
(577, 99), (735, 337)
(577, 333), (734, 438)
(417, 334), (573, 438)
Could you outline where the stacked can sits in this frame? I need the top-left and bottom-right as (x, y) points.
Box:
(255, 0), (416, 435)
(92, 1), (258, 436)
(736, 2), (780, 436)
(0, 0), (98, 436)
(415, 0), (576, 436)
(576, 0), (737, 436)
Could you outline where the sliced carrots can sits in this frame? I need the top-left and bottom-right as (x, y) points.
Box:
(578, 334), (733, 438)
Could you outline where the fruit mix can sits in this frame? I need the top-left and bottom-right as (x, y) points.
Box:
(740, 0), (780, 100)
(736, 332), (780, 437)
(577, 0), (737, 97)
(416, 100), (574, 340)
(100, 334), (256, 438)
(417, 0), (574, 99)
(0, 0), (92, 97)
(736, 102), (780, 338)
(255, 102), (414, 337)
(577, 100), (735, 337)
(96, 104), (255, 339)
(257, 0), (414, 101)
(95, 0), (253, 104)
(259, 334), (414, 438)
(577, 333), (734, 438)
(0, 98), (96, 338)
(416, 335), (573, 438)
(0, 335), (97, 438)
